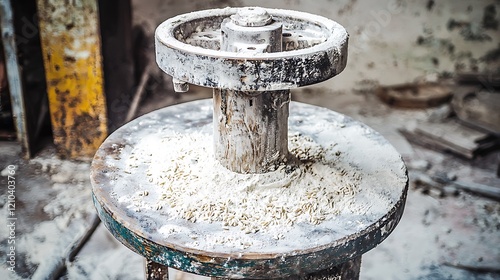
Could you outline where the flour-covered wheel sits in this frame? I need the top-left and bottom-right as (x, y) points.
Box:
(155, 7), (348, 91)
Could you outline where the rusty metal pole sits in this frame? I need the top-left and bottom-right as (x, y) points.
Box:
(37, 0), (108, 160)
(214, 8), (290, 173)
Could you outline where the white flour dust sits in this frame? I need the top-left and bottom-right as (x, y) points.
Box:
(127, 132), (362, 235)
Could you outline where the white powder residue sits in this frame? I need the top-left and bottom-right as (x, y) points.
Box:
(126, 132), (362, 237)
(4, 155), (96, 279)
(93, 100), (407, 253)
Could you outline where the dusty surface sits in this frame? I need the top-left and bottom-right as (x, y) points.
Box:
(1, 86), (499, 279)
(91, 100), (406, 268)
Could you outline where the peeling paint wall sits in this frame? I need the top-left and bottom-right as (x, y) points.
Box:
(134, 0), (500, 91)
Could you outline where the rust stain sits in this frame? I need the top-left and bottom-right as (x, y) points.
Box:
(37, 0), (107, 159)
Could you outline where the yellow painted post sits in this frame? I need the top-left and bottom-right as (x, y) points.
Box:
(37, 0), (108, 159)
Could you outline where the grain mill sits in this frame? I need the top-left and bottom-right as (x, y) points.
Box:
(91, 7), (408, 279)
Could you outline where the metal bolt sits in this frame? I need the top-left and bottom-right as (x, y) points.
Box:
(230, 7), (272, 27)
(172, 78), (189, 93)
(222, 7), (282, 54)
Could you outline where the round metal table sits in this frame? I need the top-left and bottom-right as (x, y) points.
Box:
(91, 99), (408, 279)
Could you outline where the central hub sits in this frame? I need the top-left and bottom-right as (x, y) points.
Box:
(221, 8), (282, 53)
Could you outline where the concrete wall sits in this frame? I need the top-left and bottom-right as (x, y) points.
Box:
(133, 0), (500, 92)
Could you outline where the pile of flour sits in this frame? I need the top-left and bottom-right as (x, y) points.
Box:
(134, 131), (362, 235)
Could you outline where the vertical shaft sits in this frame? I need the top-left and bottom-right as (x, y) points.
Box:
(214, 89), (290, 173)
(213, 7), (290, 173)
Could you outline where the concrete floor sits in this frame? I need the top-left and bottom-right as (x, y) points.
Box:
(1, 88), (499, 280)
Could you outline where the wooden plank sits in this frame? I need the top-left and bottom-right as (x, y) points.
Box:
(36, 0), (108, 159)
(414, 119), (488, 154)
(0, 0), (30, 157)
(401, 118), (492, 159)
